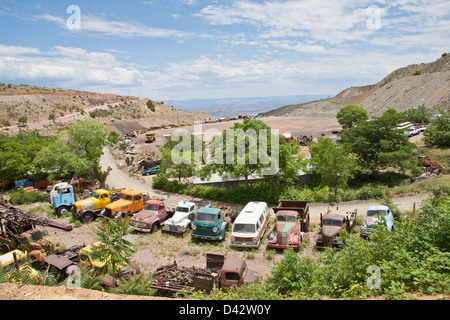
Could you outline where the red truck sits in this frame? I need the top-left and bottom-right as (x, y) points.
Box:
(267, 200), (310, 251)
(129, 199), (174, 233)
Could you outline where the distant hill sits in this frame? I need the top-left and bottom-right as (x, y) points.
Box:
(261, 55), (450, 118)
(0, 84), (210, 135)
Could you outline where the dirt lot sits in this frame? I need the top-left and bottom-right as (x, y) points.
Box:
(0, 116), (434, 300)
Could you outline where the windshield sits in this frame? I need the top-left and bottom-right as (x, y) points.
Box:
(120, 194), (133, 201)
(367, 210), (386, 217)
(233, 223), (255, 233)
(144, 204), (158, 211)
(176, 206), (189, 213)
(196, 211), (216, 222)
(278, 215), (296, 222)
(323, 219), (342, 227)
(92, 193), (100, 199)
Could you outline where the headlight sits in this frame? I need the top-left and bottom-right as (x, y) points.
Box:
(231, 237), (235, 243)
(192, 225), (197, 230)
(213, 227), (218, 233)
(252, 238), (257, 244)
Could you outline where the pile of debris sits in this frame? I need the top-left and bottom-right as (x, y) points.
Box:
(151, 261), (196, 293)
(296, 135), (313, 146)
(415, 156), (448, 181)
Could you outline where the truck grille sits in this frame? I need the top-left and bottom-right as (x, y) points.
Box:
(165, 224), (183, 233)
(193, 226), (215, 237)
(103, 208), (112, 218)
(323, 236), (333, 247)
(277, 232), (288, 245)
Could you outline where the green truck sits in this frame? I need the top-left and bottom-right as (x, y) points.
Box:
(191, 206), (237, 241)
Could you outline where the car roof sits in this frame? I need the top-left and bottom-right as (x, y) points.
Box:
(367, 205), (389, 211)
(198, 207), (221, 214)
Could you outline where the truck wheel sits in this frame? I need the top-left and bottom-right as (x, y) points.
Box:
(151, 223), (159, 233)
(80, 212), (95, 224)
(57, 206), (69, 217)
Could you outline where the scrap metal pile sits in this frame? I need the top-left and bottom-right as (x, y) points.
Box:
(150, 261), (218, 294)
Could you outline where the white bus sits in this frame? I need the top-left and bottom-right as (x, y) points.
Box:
(230, 201), (270, 248)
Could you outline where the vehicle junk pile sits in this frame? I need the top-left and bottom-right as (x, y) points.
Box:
(295, 135), (313, 146)
(151, 261), (199, 294)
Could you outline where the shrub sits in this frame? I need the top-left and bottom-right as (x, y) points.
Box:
(8, 188), (47, 205)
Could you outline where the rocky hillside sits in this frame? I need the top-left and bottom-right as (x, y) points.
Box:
(0, 84), (210, 135)
(261, 55), (450, 118)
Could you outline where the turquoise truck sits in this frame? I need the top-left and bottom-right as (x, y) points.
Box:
(191, 206), (236, 241)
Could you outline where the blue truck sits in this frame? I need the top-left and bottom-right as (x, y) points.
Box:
(51, 184), (77, 217)
(191, 206), (236, 241)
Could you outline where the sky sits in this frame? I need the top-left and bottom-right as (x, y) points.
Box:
(0, 0), (449, 101)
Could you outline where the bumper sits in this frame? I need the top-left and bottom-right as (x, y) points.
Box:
(361, 227), (373, 238)
(191, 233), (224, 241)
(267, 242), (298, 250)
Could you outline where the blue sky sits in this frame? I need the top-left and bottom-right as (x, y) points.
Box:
(0, 0), (448, 101)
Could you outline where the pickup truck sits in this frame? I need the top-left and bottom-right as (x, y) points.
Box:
(315, 209), (357, 249)
(162, 201), (210, 235)
(151, 253), (260, 295)
(43, 242), (140, 287)
(191, 206), (236, 241)
(100, 189), (148, 220)
(51, 184), (77, 217)
(267, 209), (304, 251)
(272, 200), (310, 232)
(129, 199), (174, 232)
(361, 205), (394, 239)
(70, 189), (121, 223)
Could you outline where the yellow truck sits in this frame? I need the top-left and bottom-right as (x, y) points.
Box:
(70, 189), (121, 223)
(0, 249), (40, 281)
(145, 132), (156, 143)
(100, 189), (148, 220)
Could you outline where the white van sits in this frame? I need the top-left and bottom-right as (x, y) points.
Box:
(396, 122), (419, 137)
(230, 202), (270, 248)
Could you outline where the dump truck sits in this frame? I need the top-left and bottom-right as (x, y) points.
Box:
(150, 253), (259, 295)
(99, 189), (148, 220)
(0, 202), (72, 263)
(315, 208), (357, 249)
(272, 200), (310, 232)
(43, 242), (140, 288)
(145, 132), (156, 143)
(70, 189), (121, 223)
(129, 199), (174, 232)
(267, 209), (304, 251)
(162, 200), (211, 235)
(191, 206), (237, 241)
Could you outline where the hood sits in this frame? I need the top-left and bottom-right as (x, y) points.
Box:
(322, 226), (341, 238)
(74, 198), (95, 210)
(365, 216), (377, 227)
(243, 269), (260, 284)
(132, 210), (157, 221)
(170, 211), (188, 223)
(276, 222), (296, 234)
(107, 199), (131, 210)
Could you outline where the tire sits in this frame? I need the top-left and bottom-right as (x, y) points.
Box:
(57, 206), (69, 217)
(80, 211), (95, 224)
(151, 223), (159, 233)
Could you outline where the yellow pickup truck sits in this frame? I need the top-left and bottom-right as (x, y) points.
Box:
(70, 189), (121, 223)
(100, 189), (148, 220)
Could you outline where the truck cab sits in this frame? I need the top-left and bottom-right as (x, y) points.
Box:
(100, 189), (145, 220)
(191, 207), (229, 241)
(220, 256), (260, 289)
(51, 184), (76, 217)
(18, 227), (66, 258)
(315, 212), (356, 249)
(130, 199), (173, 232)
(0, 249), (40, 280)
(361, 205), (394, 239)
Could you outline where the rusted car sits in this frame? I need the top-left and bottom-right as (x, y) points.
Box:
(315, 210), (357, 250)
(130, 199), (174, 232)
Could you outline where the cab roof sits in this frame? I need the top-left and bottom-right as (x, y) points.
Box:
(120, 188), (143, 196)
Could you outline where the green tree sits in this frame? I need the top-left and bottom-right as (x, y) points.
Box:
(34, 118), (109, 181)
(93, 219), (137, 288)
(0, 131), (54, 181)
(309, 137), (359, 195)
(157, 131), (204, 181)
(401, 104), (432, 124)
(339, 116), (418, 175)
(199, 119), (305, 189)
(336, 105), (369, 129)
(424, 111), (450, 148)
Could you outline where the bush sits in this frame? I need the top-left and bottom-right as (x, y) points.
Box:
(8, 188), (47, 205)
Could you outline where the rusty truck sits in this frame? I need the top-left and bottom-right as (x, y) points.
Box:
(272, 200), (310, 232)
(43, 242), (141, 288)
(315, 208), (357, 250)
(267, 209), (304, 251)
(0, 201), (72, 264)
(129, 199), (175, 233)
(99, 189), (148, 220)
(150, 253), (259, 295)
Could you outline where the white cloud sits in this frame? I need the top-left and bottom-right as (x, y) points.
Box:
(36, 13), (190, 38)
